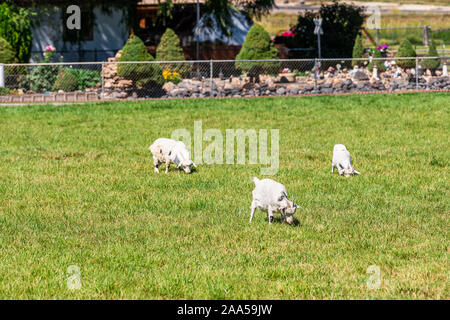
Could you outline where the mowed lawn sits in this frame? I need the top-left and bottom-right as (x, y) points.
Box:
(0, 93), (448, 299)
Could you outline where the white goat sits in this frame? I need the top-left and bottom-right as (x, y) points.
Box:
(149, 138), (196, 174)
(332, 144), (360, 177)
(250, 177), (301, 225)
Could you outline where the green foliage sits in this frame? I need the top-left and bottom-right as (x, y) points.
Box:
(352, 34), (364, 67)
(431, 30), (450, 44)
(368, 48), (386, 72)
(155, 0), (274, 35)
(156, 28), (185, 61)
(22, 51), (59, 93)
(53, 69), (79, 92)
(0, 87), (11, 95)
(0, 3), (33, 63)
(0, 37), (17, 64)
(236, 24), (280, 78)
(287, 1), (365, 58)
(395, 39), (416, 69)
(420, 42), (440, 71)
(118, 34), (164, 89)
(156, 28), (189, 77)
(66, 68), (101, 90)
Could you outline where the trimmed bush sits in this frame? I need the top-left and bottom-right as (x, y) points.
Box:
(236, 24), (280, 80)
(395, 39), (416, 69)
(368, 48), (386, 72)
(421, 42), (440, 73)
(67, 68), (101, 90)
(156, 28), (189, 77)
(0, 3), (33, 62)
(352, 34), (364, 67)
(118, 34), (164, 90)
(53, 69), (78, 92)
(0, 37), (17, 64)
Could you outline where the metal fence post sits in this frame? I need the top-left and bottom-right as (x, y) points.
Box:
(0, 63), (4, 88)
(415, 57), (419, 92)
(210, 59), (213, 98)
(101, 62), (105, 101)
(314, 58), (318, 94)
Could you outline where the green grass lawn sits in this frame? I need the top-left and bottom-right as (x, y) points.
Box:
(0, 93), (448, 299)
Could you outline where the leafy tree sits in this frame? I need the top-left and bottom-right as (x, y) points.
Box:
(154, 0), (275, 34)
(236, 24), (280, 81)
(395, 39), (416, 69)
(0, 3), (33, 62)
(0, 37), (17, 64)
(118, 34), (164, 93)
(156, 28), (189, 77)
(368, 48), (386, 72)
(352, 34), (364, 67)
(286, 1), (365, 58)
(420, 42), (440, 73)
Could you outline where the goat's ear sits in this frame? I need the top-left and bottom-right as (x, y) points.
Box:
(191, 161), (197, 168)
(353, 170), (360, 175)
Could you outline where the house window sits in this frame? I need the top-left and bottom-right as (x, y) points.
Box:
(62, 6), (94, 42)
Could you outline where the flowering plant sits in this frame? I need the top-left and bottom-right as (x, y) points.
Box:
(162, 70), (182, 84)
(43, 45), (56, 61)
(377, 44), (388, 52)
(281, 68), (291, 73)
(281, 30), (295, 38)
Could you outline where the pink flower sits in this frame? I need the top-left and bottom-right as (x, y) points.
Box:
(281, 31), (295, 37)
(45, 45), (56, 52)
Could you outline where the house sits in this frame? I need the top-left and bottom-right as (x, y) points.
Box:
(16, 0), (137, 62)
(18, 0), (252, 62)
(136, 0), (252, 60)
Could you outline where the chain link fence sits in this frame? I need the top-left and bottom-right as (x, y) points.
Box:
(0, 56), (449, 103)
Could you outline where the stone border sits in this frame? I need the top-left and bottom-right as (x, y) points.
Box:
(0, 92), (99, 104)
(1, 88), (449, 107)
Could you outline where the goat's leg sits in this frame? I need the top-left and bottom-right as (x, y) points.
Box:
(165, 160), (170, 174)
(331, 163), (335, 173)
(153, 156), (160, 173)
(249, 202), (256, 223)
(268, 207), (274, 225)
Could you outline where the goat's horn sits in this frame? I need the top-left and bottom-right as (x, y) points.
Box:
(292, 195), (295, 203)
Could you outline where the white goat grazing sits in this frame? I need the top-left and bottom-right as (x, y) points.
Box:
(332, 144), (360, 177)
(149, 138), (196, 174)
(250, 177), (301, 225)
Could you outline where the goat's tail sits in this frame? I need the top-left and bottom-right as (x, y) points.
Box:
(251, 177), (260, 185)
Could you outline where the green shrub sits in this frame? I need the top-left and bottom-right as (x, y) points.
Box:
(156, 28), (189, 77)
(0, 3), (33, 62)
(420, 42), (440, 72)
(236, 24), (280, 80)
(53, 69), (79, 92)
(23, 51), (59, 93)
(118, 34), (164, 89)
(0, 37), (17, 64)
(368, 48), (386, 72)
(352, 34), (364, 67)
(395, 39), (416, 69)
(0, 87), (11, 95)
(66, 68), (101, 90)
